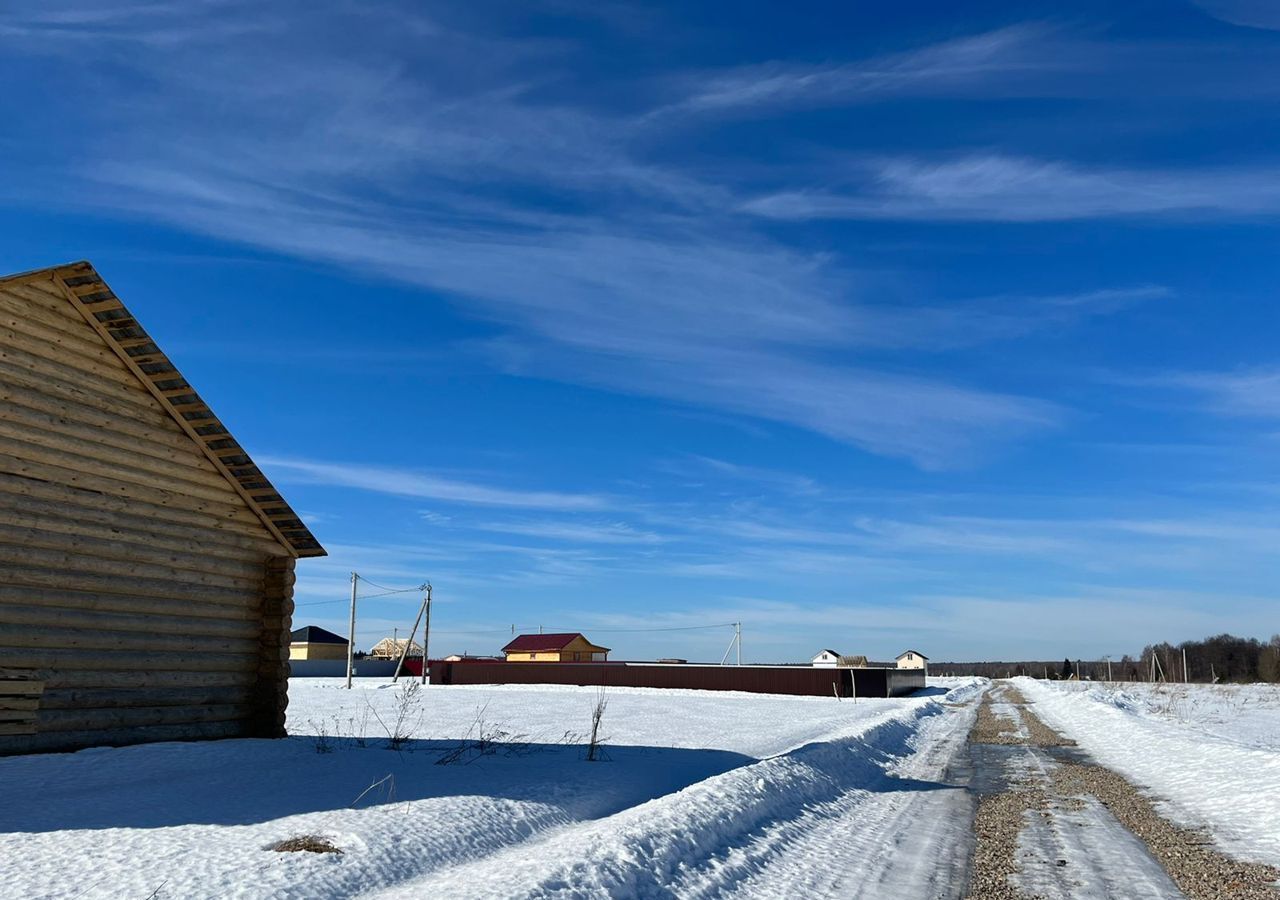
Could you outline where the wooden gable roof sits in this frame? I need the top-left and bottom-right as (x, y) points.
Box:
(0, 260), (325, 558)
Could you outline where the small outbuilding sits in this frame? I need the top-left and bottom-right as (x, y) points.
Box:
(0, 261), (325, 755)
(896, 650), (929, 673)
(502, 633), (609, 662)
(290, 626), (349, 661)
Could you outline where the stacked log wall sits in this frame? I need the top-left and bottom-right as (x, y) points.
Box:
(0, 275), (292, 754)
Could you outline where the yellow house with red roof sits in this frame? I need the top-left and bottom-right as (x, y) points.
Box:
(502, 633), (610, 662)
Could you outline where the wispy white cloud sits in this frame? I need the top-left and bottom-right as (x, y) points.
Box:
(0, 6), (1202, 468)
(674, 455), (821, 496)
(744, 155), (1280, 222)
(1192, 0), (1280, 30)
(1140, 368), (1280, 418)
(650, 25), (1072, 118)
(472, 519), (665, 544)
(259, 456), (608, 510)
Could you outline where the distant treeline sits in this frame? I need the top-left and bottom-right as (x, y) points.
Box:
(930, 633), (1280, 683)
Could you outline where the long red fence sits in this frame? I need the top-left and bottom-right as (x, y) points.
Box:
(424, 661), (925, 698)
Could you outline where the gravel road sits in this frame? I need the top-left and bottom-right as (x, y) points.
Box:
(962, 682), (1280, 900)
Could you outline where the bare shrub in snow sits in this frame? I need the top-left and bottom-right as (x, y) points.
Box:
(586, 688), (609, 762)
(308, 718), (333, 754)
(351, 773), (396, 808)
(368, 681), (423, 751)
(435, 703), (531, 765)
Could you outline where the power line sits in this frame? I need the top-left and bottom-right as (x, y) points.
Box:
(511, 622), (738, 634)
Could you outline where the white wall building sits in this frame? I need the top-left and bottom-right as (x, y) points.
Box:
(896, 650), (928, 673)
(811, 649), (842, 668)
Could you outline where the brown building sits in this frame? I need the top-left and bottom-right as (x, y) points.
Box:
(0, 261), (325, 755)
(502, 633), (610, 662)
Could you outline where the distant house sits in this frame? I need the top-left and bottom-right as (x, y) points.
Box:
(811, 649), (842, 668)
(502, 633), (609, 662)
(896, 650), (929, 673)
(369, 637), (423, 660)
(289, 626), (348, 661)
(840, 655), (869, 668)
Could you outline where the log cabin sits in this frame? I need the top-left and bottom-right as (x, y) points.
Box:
(0, 261), (325, 755)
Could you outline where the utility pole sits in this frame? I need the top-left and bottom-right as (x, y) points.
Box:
(392, 593), (427, 683)
(345, 572), (359, 689)
(1183, 647), (1189, 683)
(1105, 656), (1112, 682)
(736, 622), (742, 666)
(421, 584), (432, 686)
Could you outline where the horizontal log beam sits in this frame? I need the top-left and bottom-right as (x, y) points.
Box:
(35, 703), (248, 733)
(0, 431), (251, 509)
(0, 450), (263, 528)
(38, 685), (254, 711)
(0, 719), (245, 754)
(0, 472), (289, 551)
(0, 647), (257, 673)
(0, 540), (265, 593)
(0, 523), (265, 581)
(0, 602), (262, 639)
(0, 564), (257, 608)
(0, 405), (233, 494)
(0, 585), (259, 623)
(0, 623), (260, 655)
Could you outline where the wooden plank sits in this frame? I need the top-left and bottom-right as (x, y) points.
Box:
(0, 723), (37, 736)
(0, 709), (37, 722)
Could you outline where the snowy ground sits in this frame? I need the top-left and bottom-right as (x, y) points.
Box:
(1014, 677), (1280, 868)
(0, 676), (982, 900)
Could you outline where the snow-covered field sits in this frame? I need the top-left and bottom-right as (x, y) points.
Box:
(0, 676), (981, 900)
(1014, 677), (1280, 867)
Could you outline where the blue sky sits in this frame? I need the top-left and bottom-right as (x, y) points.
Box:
(3, 0), (1279, 662)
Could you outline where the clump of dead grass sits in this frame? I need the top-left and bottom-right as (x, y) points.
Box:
(269, 835), (342, 854)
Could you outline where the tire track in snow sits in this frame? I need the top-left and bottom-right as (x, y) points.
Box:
(371, 685), (984, 899)
(672, 691), (979, 899)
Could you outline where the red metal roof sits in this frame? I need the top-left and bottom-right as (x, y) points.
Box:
(502, 633), (604, 653)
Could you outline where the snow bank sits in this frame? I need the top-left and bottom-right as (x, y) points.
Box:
(1014, 677), (1280, 867)
(0, 678), (977, 899)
